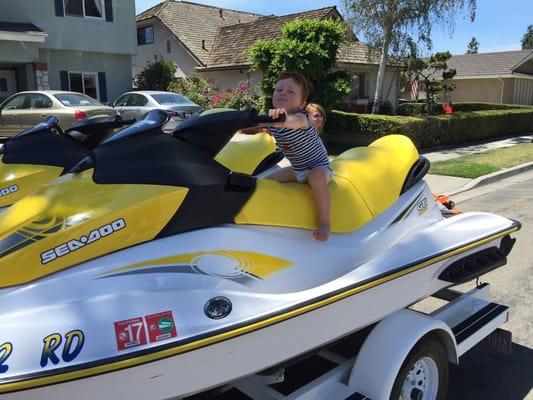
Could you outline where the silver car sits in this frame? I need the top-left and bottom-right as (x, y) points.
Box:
(0, 91), (116, 138)
(112, 91), (202, 132)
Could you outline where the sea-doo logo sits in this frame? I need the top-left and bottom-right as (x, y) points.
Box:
(0, 185), (18, 197)
(40, 218), (126, 265)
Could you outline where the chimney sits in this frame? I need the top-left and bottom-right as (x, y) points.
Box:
(202, 39), (206, 50)
(219, 9), (224, 19)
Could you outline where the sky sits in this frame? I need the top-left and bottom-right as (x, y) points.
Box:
(135, 0), (532, 55)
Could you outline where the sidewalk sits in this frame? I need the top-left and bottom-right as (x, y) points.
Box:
(422, 134), (533, 195)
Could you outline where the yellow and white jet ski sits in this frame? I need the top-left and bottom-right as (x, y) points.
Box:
(0, 110), (519, 399)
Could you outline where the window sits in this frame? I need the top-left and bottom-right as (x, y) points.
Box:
(152, 93), (195, 105)
(115, 94), (147, 107)
(166, 40), (171, 53)
(137, 26), (154, 45)
(64, 0), (104, 19)
(347, 73), (365, 101)
(68, 72), (99, 100)
(0, 78), (7, 92)
(3, 94), (31, 110)
(30, 94), (53, 109)
(54, 93), (102, 107)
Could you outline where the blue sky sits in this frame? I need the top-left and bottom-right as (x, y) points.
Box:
(135, 0), (532, 55)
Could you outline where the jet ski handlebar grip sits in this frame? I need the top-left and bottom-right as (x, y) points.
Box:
(254, 114), (287, 124)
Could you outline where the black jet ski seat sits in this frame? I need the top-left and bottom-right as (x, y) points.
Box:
(234, 135), (421, 233)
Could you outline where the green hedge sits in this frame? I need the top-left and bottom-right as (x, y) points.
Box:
(324, 108), (533, 149)
(398, 101), (531, 116)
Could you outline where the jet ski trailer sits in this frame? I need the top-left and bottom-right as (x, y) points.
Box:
(0, 110), (519, 400)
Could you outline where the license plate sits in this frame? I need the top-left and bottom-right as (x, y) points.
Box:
(487, 328), (512, 354)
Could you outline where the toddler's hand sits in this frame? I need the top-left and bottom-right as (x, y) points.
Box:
(268, 108), (287, 121)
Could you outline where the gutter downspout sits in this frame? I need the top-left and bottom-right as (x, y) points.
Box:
(498, 77), (504, 104)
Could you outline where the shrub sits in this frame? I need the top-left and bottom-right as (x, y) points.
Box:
(134, 57), (177, 91)
(324, 108), (533, 149)
(209, 81), (263, 110)
(168, 74), (215, 108)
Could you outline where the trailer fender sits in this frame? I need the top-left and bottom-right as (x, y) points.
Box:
(348, 308), (457, 399)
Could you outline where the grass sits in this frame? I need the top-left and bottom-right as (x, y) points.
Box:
(429, 143), (533, 179)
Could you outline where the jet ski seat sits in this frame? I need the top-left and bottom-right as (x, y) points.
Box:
(234, 135), (420, 233)
(215, 133), (279, 175)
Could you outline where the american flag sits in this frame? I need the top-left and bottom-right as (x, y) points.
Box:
(410, 78), (419, 101)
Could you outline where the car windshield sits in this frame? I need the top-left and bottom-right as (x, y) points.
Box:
(151, 93), (195, 105)
(54, 93), (102, 107)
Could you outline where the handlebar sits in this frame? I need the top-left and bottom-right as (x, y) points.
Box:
(253, 113), (286, 124)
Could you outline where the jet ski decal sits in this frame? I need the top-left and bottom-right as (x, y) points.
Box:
(99, 251), (292, 283)
(40, 330), (85, 368)
(0, 216), (64, 259)
(40, 218), (126, 265)
(0, 185), (18, 197)
(0, 343), (12, 374)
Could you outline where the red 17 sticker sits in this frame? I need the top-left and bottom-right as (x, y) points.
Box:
(145, 311), (177, 343)
(114, 317), (147, 351)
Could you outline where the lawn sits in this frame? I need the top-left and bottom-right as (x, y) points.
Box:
(429, 143), (533, 179)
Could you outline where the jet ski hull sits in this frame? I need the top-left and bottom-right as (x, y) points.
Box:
(0, 181), (519, 399)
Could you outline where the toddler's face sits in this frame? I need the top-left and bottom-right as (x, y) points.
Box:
(272, 78), (305, 112)
(308, 107), (325, 131)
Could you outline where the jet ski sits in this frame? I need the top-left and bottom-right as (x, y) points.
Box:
(0, 109), (519, 399)
(0, 110), (281, 209)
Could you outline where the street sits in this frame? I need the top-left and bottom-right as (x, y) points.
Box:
(443, 172), (533, 400)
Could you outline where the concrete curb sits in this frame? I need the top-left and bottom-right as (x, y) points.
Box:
(447, 161), (533, 195)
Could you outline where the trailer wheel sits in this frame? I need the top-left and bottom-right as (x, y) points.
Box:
(390, 337), (448, 400)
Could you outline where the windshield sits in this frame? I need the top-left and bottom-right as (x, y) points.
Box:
(54, 93), (102, 107)
(151, 93), (196, 105)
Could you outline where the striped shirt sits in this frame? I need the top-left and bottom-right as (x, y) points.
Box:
(269, 114), (330, 171)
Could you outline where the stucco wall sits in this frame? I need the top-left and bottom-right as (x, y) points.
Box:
(1, 0), (136, 55)
(40, 49), (133, 101)
(133, 20), (199, 79)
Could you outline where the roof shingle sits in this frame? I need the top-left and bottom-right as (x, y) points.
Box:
(447, 50), (533, 76)
(137, 0), (261, 65)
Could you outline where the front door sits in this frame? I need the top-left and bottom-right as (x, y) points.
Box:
(0, 70), (17, 101)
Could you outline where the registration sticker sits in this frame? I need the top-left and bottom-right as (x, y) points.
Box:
(146, 311), (177, 343)
(114, 317), (147, 351)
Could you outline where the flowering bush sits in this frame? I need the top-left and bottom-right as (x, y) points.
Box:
(209, 81), (263, 111)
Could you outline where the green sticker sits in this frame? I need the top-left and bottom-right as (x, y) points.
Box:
(158, 317), (174, 333)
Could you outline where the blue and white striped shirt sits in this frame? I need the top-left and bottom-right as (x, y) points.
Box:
(269, 115), (330, 171)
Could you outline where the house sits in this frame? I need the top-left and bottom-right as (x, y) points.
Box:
(134, 1), (401, 110)
(134, 1), (260, 78)
(443, 50), (533, 105)
(0, 0), (136, 102)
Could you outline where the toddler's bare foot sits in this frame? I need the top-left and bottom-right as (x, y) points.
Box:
(313, 222), (330, 241)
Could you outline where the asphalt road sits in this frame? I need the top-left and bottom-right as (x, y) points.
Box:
(189, 173), (533, 400)
(444, 173), (533, 400)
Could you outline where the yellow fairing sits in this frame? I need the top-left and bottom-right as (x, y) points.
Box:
(0, 170), (188, 288)
(215, 133), (276, 175)
(0, 156), (63, 207)
(235, 135), (419, 233)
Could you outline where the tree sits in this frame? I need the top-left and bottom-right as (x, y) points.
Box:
(168, 74), (215, 108)
(249, 18), (352, 110)
(522, 25), (533, 50)
(406, 51), (456, 115)
(134, 56), (176, 91)
(343, 0), (476, 114)
(466, 36), (479, 54)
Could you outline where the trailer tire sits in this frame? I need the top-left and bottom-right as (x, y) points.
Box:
(389, 337), (448, 400)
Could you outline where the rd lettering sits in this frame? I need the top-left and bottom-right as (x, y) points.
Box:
(40, 330), (85, 367)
